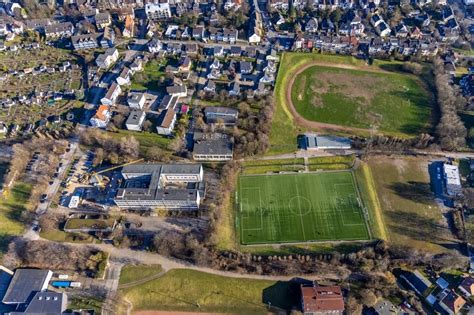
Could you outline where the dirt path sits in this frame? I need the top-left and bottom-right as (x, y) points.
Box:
(283, 61), (382, 134)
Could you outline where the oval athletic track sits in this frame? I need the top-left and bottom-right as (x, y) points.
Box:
(283, 61), (391, 134)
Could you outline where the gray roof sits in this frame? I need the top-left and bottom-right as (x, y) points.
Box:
(193, 134), (233, 156)
(117, 163), (203, 202)
(304, 134), (351, 149)
(126, 110), (145, 126)
(204, 106), (238, 117)
(122, 163), (202, 176)
(3, 269), (51, 304)
(23, 292), (67, 314)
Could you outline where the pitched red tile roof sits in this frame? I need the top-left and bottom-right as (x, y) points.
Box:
(301, 285), (345, 313)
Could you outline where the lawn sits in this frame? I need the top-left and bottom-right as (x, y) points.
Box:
(269, 53), (432, 155)
(130, 59), (166, 91)
(122, 269), (298, 314)
(106, 129), (172, 154)
(0, 182), (32, 255)
(368, 156), (457, 253)
(291, 65), (431, 134)
(241, 158), (305, 175)
(119, 264), (162, 286)
(64, 218), (116, 231)
(237, 172), (370, 245)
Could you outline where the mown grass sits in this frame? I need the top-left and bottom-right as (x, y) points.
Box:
(122, 269), (297, 314)
(307, 155), (355, 171)
(119, 265), (163, 286)
(367, 157), (456, 253)
(129, 59), (166, 91)
(106, 129), (172, 154)
(354, 162), (387, 241)
(291, 65), (431, 135)
(0, 182), (32, 256)
(40, 229), (94, 243)
(241, 158), (305, 174)
(269, 52), (432, 155)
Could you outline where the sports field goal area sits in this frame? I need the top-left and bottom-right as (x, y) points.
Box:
(237, 171), (370, 245)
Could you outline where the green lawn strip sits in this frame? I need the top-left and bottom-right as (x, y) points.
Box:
(242, 158), (306, 174)
(239, 242), (365, 255)
(353, 162), (387, 241)
(130, 59), (166, 91)
(307, 155), (355, 171)
(40, 229), (94, 243)
(368, 157), (456, 253)
(119, 265), (163, 286)
(67, 296), (104, 313)
(0, 182), (32, 255)
(122, 269), (297, 314)
(64, 218), (116, 230)
(215, 191), (237, 251)
(238, 172), (369, 245)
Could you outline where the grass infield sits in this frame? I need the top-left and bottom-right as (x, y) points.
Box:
(237, 172), (370, 245)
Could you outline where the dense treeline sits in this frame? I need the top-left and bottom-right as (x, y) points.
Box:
(80, 129), (140, 166)
(433, 57), (468, 150)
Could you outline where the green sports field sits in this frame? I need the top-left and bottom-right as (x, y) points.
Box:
(238, 172), (370, 245)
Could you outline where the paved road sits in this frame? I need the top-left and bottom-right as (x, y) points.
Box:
(35, 141), (78, 215)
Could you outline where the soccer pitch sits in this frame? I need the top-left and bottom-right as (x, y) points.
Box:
(237, 172), (370, 245)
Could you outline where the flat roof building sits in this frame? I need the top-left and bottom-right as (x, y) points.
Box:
(114, 163), (204, 211)
(3, 269), (52, 305)
(192, 132), (233, 161)
(443, 164), (461, 196)
(301, 134), (351, 150)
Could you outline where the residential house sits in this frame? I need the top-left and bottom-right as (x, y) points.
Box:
(204, 80), (216, 93)
(223, 29), (238, 43)
(192, 26), (205, 40)
(145, 2), (172, 20)
(90, 105), (111, 128)
(148, 37), (162, 53)
(213, 46), (224, 57)
(438, 291), (466, 315)
(401, 270), (433, 296)
(179, 56), (192, 72)
(130, 58), (143, 73)
(116, 67), (131, 86)
(156, 108), (177, 135)
(240, 61), (253, 74)
(204, 106), (238, 125)
(71, 33), (100, 50)
(96, 47), (119, 69)
(44, 22), (74, 38)
(184, 43), (198, 55)
(300, 283), (345, 315)
(100, 27), (115, 48)
(95, 12), (111, 30)
(159, 95), (178, 110)
(305, 18), (319, 33)
(248, 25), (261, 44)
(122, 15), (135, 38)
(126, 110), (146, 131)
(166, 85), (187, 98)
(101, 83), (122, 106)
(229, 46), (242, 56)
(193, 132), (233, 161)
(229, 81), (240, 96)
(458, 277), (474, 298)
(128, 92), (146, 109)
(269, 0), (289, 11)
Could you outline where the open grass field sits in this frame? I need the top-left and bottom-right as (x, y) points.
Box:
(130, 60), (166, 92)
(291, 65), (431, 134)
(268, 53), (433, 155)
(119, 265), (162, 286)
(0, 182), (31, 255)
(121, 269), (298, 314)
(237, 172), (370, 245)
(368, 156), (457, 253)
